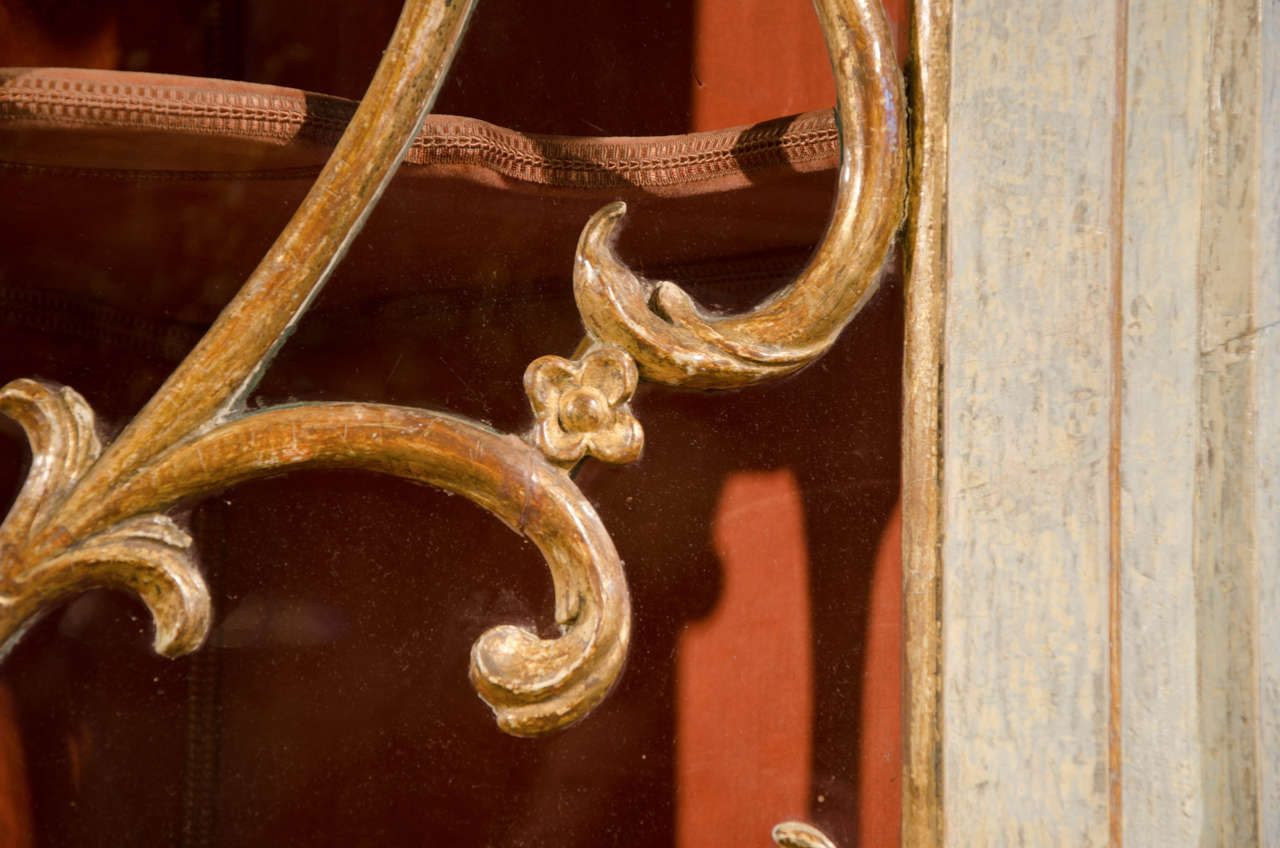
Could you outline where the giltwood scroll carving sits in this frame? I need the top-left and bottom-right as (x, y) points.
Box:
(0, 0), (904, 833)
(575, 0), (904, 389)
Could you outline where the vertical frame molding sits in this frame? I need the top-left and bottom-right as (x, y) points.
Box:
(944, 0), (1119, 841)
(1259, 4), (1280, 840)
(1193, 0), (1277, 843)
(1118, 2), (1205, 843)
(911, 0), (1280, 841)
(901, 0), (950, 844)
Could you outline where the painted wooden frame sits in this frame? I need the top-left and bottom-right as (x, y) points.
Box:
(902, 0), (1279, 842)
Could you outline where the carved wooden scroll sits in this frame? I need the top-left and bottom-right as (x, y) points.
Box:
(574, 0), (905, 389)
(0, 0), (904, 834)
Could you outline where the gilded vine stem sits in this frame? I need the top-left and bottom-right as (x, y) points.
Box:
(35, 0), (475, 552)
(0, 0), (905, 784)
(572, 0), (905, 388)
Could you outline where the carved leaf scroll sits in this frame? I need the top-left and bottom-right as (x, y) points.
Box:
(98, 403), (632, 737)
(0, 0), (911, 836)
(0, 0), (904, 786)
(0, 0), (631, 738)
(0, 379), (210, 657)
(0, 386), (630, 734)
(572, 0), (907, 389)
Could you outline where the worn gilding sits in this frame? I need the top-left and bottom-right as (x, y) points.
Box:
(0, 0), (905, 767)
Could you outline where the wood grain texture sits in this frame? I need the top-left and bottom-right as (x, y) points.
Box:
(1258, 328), (1279, 847)
(1117, 2), (1208, 843)
(900, 0), (949, 842)
(1194, 0), (1268, 841)
(930, 0), (1278, 841)
(942, 1), (1119, 843)
(1258, 4), (1280, 842)
(1196, 348), (1261, 846)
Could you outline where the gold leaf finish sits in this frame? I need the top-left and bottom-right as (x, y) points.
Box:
(0, 0), (639, 738)
(0, 379), (211, 657)
(38, 0), (478, 541)
(902, 0), (950, 841)
(571, 0), (906, 389)
(1, 384), (630, 733)
(0, 0), (477, 667)
(101, 403), (630, 736)
(525, 346), (644, 466)
(0, 0), (907, 783)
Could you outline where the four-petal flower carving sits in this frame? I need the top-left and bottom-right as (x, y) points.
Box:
(524, 347), (644, 465)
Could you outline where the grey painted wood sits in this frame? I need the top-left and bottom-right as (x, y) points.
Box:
(1194, 0), (1270, 842)
(1118, 2), (1207, 843)
(942, 2), (1119, 843)
(1259, 330), (1279, 847)
(1258, 4), (1280, 844)
(937, 0), (1277, 842)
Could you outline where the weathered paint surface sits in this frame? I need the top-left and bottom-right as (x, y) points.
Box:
(1194, 0), (1272, 842)
(1256, 4), (1280, 844)
(1259, 324), (1280, 847)
(1119, 2), (1207, 843)
(943, 1), (1118, 843)
(935, 0), (1278, 842)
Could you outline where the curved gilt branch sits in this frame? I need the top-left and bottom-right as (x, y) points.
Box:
(0, 0), (630, 738)
(573, 0), (906, 388)
(0, 380), (210, 657)
(0, 0), (902, 769)
(41, 0), (476, 543)
(81, 404), (630, 737)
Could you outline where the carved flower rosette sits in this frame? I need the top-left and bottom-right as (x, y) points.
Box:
(525, 347), (644, 465)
